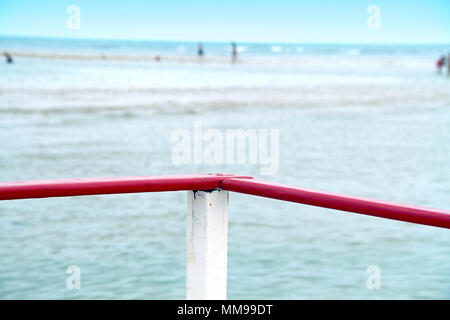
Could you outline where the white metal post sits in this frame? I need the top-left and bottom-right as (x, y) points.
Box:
(186, 189), (229, 300)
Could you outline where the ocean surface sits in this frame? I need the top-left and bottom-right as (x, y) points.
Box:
(0, 36), (449, 299)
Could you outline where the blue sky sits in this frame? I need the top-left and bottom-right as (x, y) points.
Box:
(0, 0), (449, 43)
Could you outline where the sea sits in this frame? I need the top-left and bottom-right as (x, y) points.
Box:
(0, 36), (449, 299)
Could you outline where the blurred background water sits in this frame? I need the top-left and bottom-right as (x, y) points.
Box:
(0, 36), (449, 299)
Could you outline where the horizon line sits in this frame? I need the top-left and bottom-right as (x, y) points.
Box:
(1, 33), (449, 47)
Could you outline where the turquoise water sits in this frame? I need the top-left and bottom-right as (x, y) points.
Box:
(0, 37), (449, 299)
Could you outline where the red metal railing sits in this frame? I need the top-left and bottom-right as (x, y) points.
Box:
(0, 173), (449, 229)
(0, 174), (249, 200)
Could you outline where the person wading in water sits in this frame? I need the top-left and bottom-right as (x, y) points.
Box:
(4, 52), (13, 64)
(231, 42), (237, 63)
(197, 43), (204, 58)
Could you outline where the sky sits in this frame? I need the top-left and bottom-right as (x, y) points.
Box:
(0, 0), (449, 44)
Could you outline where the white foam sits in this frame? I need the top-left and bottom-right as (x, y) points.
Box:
(348, 49), (360, 56)
(237, 46), (247, 53)
(271, 46), (283, 53)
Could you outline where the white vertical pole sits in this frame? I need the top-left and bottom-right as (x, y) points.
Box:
(186, 189), (229, 300)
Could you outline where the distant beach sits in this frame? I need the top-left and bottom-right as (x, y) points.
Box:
(0, 37), (449, 113)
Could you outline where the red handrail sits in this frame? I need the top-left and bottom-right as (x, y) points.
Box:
(220, 178), (450, 229)
(0, 174), (449, 229)
(0, 174), (250, 200)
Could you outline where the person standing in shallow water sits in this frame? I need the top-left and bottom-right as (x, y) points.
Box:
(4, 52), (13, 64)
(436, 56), (445, 73)
(197, 43), (204, 58)
(231, 42), (237, 63)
